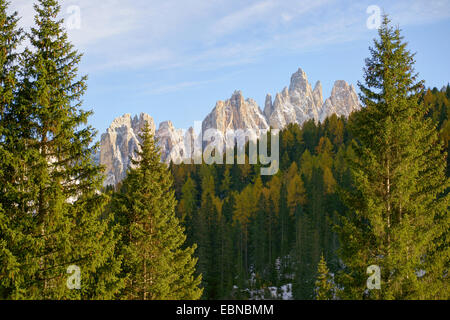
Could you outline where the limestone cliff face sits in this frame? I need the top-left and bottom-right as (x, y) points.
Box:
(99, 67), (360, 186)
(319, 80), (359, 123)
(156, 120), (187, 165)
(263, 68), (360, 129)
(264, 68), (323, 129)
(100, 113), (154, 186)
(202, 90), (269, 147)
(99, 113), (185, 186)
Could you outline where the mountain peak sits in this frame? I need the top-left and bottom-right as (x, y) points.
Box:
(132, 113), (155, 133)
(232, 90), (243, 97)
(289, 68), (309, 93)
(99, 67), (361, 185)
(313, 80), (322, 92)
(203, 91), (268, 135)
(159, 120), (175, 130)
(313, 81), (323, 109)
(264, 94), (273, 119)
(109, 113), (131, 129)
(319, 80), (360, 123)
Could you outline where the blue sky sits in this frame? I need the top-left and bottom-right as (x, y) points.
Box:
(11, 0), (450, 137)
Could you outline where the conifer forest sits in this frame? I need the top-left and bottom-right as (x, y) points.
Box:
(0, 0), (448, 300)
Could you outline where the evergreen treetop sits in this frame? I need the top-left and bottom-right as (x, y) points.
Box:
(336, 15), (449, 299)
(114, 123), (203, 300)
(315, 254), (334, 300)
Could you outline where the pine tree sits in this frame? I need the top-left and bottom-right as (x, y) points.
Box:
(113, 123), (202, 300)
(286, 163), (307, 215)
(1, 0), (122, 299)
(216, 196), (233, 299)
(220, 166), (232, 198)
(336, 16), (449, 299)
(0, 0), (25, 299)
(219, 194), (236, 298)
(179, 175), (198, 246)
(300, 149), (314, 181)
(250, 189), (269, 278)
(198, 173), (221, 299)
(0, 0), (21, 118)
(315, 254), (334, 300)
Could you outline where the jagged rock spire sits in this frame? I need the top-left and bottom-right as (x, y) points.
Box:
(99, 67), (360, 185)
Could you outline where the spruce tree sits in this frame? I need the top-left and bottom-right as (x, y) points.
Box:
(179, 175), (198, 247)
(336, 16), (449, 299)
(0, 0), (122, 299)
(315, 254), (334, 300)
(250, 190), (269, 278)
(199, 173), (220, 299)
(0, 0), (24, 299)
(0, 0), (21, 117)
(286, 163), (307, 215)
(220, 166), (232, 198)
(113, 123), (202, 300)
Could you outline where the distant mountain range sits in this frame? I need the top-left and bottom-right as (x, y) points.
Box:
(98, 67), (360, 186)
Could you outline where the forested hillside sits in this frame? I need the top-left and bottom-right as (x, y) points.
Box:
(0, 0), (448, 300)
(170, 84), (449, 299)
(423, 86), (450, 176)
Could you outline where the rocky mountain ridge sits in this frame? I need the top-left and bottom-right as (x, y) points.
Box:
(99, 67), (360, 186)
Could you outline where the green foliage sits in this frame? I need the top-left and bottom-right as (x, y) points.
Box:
(112, 124), (202, 300)
(0, 0), (24, 299)
(1, 0), (122, 299)
(315, 254), (334, 300)
(335, 16), (449, 300)
(170, 76), (448, 300)
(171, 117), (352, 299)
(1, 2), (448, 301)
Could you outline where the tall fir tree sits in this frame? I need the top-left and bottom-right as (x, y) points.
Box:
(315, 254), (334, 300)
(179, 175), (198, 246)
(198, 173), (220, 299)
(0, 0), (25, 299)
(113, 123), (202, 300)
(1, 0), (122, 299)
(336, 16), (449, 299)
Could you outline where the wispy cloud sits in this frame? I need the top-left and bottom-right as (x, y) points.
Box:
(9, 0), (450, 79)
(210, 0), (277, 36)
(143, 80), (216, 95)
(389, 0), (450, 26)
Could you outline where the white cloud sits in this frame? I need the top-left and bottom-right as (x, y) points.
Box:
(211, 0), (277, 36)
(8, 0), (450, 79)
(389, 0), (450, 26)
